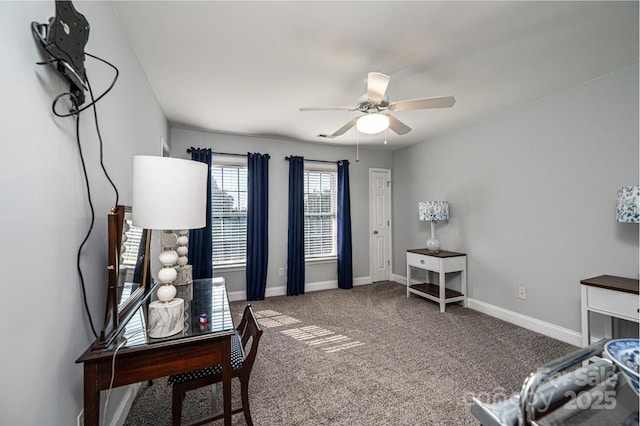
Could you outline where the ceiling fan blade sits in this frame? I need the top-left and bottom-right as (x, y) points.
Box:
(387, 114), (412, 135)
(367, 72), (390, 104)
(299, 106), (357, 112)
(330, 117), (359, 137)
(389, 95), (456, 111)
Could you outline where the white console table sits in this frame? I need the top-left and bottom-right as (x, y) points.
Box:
(580, 275), (639, 347)
(406, 249), (467, 312)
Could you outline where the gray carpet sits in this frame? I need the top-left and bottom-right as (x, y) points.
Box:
(124, 281), (576, 425)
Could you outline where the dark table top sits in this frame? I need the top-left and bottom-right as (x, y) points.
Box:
(92, 277), (235, 355)
(580, 275), (640, 295)
(407, 248), (466, 258)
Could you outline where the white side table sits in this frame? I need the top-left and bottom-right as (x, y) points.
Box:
(580, 275), (639, 347)
(406, 249), (467, 313)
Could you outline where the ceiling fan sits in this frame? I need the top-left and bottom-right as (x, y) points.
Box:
(300, 72), (456, 138)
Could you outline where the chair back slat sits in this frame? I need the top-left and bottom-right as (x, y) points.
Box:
(238, 305), (263, 374)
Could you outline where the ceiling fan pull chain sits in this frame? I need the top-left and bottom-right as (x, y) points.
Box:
(384, 128), (388, 145)
(356, 130), (360, 163)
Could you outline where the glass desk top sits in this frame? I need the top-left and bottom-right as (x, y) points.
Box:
(109, 277), (235, 352)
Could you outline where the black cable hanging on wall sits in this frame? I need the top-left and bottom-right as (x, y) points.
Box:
(71, 96), (98, 338)
(38, 48), (121, 339)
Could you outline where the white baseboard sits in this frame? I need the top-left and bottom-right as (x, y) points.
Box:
(391, 273), (406, 285)
(227, 276), (372, 302)
(467, 298), (582, 347)
(109, 383), (141, 426)
(370, 274), (584, 346)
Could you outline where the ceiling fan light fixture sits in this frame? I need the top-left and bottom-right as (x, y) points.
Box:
(356, 113), (389, 134)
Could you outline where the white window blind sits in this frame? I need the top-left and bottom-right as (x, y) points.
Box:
(304, 169), (337, 259)
(121, 220), (143, 266)
(212, 164), (247, 265)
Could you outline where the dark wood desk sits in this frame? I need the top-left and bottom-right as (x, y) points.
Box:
(77, 278), (235, 425)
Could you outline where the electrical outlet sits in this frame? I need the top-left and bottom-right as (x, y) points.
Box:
(279, 268), (285, 276)
(77, 410), (84, 426)
(518, 286), (527, 300)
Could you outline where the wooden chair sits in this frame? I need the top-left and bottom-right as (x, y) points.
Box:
(169, 304), (264, 426)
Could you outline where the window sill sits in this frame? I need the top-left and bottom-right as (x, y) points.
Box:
(305, 257), (337, 265)
(214, 263), (246, 272)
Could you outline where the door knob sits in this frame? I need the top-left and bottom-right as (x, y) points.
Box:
(373, 230), (378, 234)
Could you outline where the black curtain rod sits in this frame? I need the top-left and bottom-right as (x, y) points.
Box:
(186, 148), (247, 158)
(284, 156), (338, 165)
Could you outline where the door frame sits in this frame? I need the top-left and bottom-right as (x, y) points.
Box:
(369, 168), (393, 282)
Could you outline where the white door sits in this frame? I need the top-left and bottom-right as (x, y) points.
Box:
(369, 169), (392, 282)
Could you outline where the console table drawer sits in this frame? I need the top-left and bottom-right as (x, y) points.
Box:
(407, 252), (439, 270)
(587, 286), (640, 321)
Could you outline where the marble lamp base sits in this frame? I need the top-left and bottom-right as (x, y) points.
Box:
(148, 298), (184, 338)
(174, 264), (193, 287)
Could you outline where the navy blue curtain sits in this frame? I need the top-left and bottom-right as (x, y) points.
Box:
(189, 148), (213, 279)
(337, 160), (353, 289)
(246, 153), (270, 300)
(287, 156), (305, 296)
(131, 229), (148, 285)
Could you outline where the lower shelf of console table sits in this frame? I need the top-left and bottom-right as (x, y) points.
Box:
(408, 283), (465, 300)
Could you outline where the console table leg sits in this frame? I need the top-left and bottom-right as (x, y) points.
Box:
(461, 264), (467, 308)
(439, 271), (445, 313)
(84, 363), (100, 426)
(580, 286), (589, 347)
(222, 337), (232, 426)
(406, 263), (410, 297)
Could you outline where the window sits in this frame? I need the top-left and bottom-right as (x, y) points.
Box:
(211, 159), (247, 266)
(304, 166), (337, 260)
(121, 220), (143, 266)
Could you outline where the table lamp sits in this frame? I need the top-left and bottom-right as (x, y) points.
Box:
(132, 156), (207, 338)
(616, 186), (639, 223)
(419, 201), (449, 252)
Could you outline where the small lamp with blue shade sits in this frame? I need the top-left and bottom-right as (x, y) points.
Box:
(419, 201), (449, 252)
(616, 186), (639, 223)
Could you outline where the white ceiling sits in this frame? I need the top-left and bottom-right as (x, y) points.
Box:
(113, 1), (638, 151)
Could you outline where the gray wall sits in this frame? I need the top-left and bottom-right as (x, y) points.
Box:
(1, 2), (167, 424)
(171, 128), (392, 294)
(392, 64), (639, 332)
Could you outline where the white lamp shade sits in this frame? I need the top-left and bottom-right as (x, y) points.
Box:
(419, 201), (449, 221)
(132, 156), (208, 230)
(356, 113), (389, 134)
